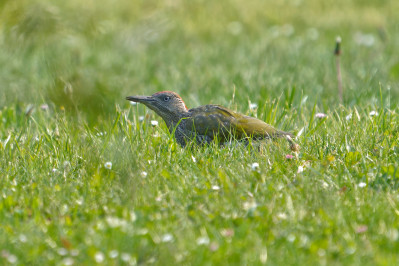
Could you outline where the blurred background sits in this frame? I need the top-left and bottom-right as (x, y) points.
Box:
(0, 0), (398, 122)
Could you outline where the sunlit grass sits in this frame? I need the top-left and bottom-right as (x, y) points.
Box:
(1, 0), (399, 265)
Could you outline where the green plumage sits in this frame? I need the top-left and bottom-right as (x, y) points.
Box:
(126, 91), (298, 150)
(185, 105), (291, 143)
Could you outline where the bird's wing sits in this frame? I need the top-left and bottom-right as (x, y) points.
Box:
(185, 105), (281, 141)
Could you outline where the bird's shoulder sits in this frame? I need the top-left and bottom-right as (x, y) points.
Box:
(188, 105), (239, 119)
(187, 104), (278, 137)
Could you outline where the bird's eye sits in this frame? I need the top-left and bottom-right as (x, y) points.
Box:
(163, 96), (171, 102)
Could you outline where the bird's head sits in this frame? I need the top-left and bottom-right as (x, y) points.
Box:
(126, 91), (188, 123)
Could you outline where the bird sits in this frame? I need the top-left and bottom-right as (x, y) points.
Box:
(126, 91), (299, 151)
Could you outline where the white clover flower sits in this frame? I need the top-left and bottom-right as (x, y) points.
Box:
(315, 113), (327, 118)
(358, 182), (367, 188)
(212, 185), (220, 191)
(150, 120), (158, 126)
(297, 166), (304, 173)
(345, 114), (352, 121)
(104, 162), (112, 170)
(162, 234), (174, 243)
(63, 161), (71, 168)
(70, 249), (79, 257)
(369, 111), (378, 117)
(109, 250), (119, 259)
(96, 132), (103, 136)
(139, 116), (145, 122)
(251, 162), (259, 171)
(19, 234), (27, 243)
(57, 248), (68, 256)
(7, 254), (17, 264)
(94, 252), (105, 263)
(243, 201), (257, 210)
(141, 171), (147, 178)
(121, 253), (131, 262)
(287, 234), (296, 242)
(277, 212), (287, 220)
(61, 258), (74, 266)
(249, 103), (258, 110)
(196, 236), (210, 245)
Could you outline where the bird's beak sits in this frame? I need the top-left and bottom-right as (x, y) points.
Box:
(126, 95), (155, 103)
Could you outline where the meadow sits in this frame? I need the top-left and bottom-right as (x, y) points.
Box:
(1, 0), (399, 264)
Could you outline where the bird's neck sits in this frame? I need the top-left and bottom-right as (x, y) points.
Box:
(159, 110), (189, 132)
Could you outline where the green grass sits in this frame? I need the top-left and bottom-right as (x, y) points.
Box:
(1, 0), (399, 265)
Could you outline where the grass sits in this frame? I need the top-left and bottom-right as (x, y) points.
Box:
(1, 0), (399, 265)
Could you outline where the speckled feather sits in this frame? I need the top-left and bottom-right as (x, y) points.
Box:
(126, 91), (296, 148)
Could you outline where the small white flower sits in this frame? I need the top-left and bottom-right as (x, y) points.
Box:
(345, 114), (352, 121)
(150, 120), (158, 126)
(70, 249), (79, 257)
(139, 116), (145, 122)
(297, 166), (304, 173)
(243, 201), (257, 210)
(19, 234), (27, 243)
(109, 250), (118, 259)
(196, 236), (210, 245)
(104, 162), (112, 170)
(7, 254), (17, 264)
(94, 252), (105, 263)
(369, 111), (378, 116)
(287, 234), (296, 242)
(249, 103), (258, 110)
(162, 234), (174, 242)
(57, 248), (68, 256)
(121, 253), (131, 262)
(277, 212), (287, 220)
(141, 171), (147, 178)
(130, 211), (137, 222)
(61, 258), (74, 266)
(315, 113), (327, 118)
(40, 104), (49, 110)
(96, 132), (104, 136)
(212, 185), (220, 191)
(251, 162), (259, 171)
(129, 101), (138, 106)
(358, 182), (367, 188)
(52, 168), (58, 173)
(63, 161), (71, 168)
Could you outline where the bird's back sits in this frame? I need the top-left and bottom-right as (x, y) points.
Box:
(183, 104), (289, 143)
